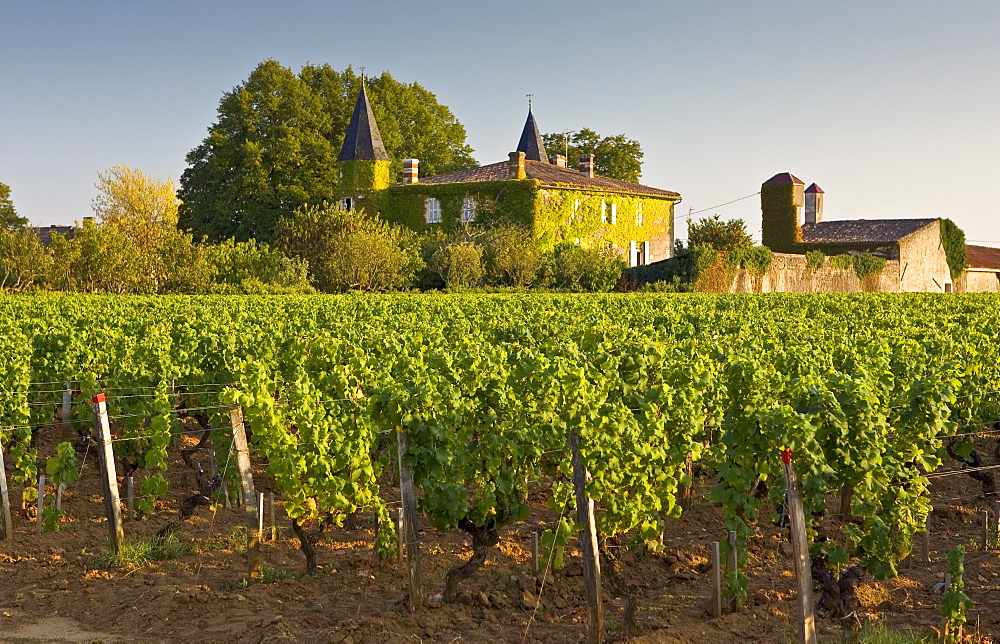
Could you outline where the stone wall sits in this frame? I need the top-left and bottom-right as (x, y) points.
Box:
(709, 253), (901, 293)
(956, 270), (1000, 293)
(898, 220), (951, 292)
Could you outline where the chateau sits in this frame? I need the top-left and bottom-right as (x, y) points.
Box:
(336, 84), (681, 267)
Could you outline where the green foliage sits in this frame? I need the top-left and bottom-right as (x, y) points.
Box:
(0, 227), (50, 291)
(94, 534), (192, 570)
(805, 249), (825, 270)
(206, 238), (313, 294)
(830, 254), (854, 270)
(542, 128), (643, 182)
(941, 545), (973, 644)
(852, 623), (932, 644)
(760, 182), (801, 252)
(0, 182), (28, 230)
(255, 563), (299, 584)
(137, 473), (168, 519)
(940, 218), (968, 280)
(686, 215), (753, 252)
(545, 242), (624, 291)
(45, 442), (79, 487)
(723, 246), (774, 276)
(429, 241), (484, 289)
(482, 226), (544, 287)
(276, 203), (421, 292)
(338, 160), (391, 195)
(179, 61), (476, 242)
(853, 253), (887, 280)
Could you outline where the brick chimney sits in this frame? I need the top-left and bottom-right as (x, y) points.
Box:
(402, 159), (419, 184)
(579, 153), (595, 178)
(804, 183), (824, 224)
(508, 151), (526, 179)
(552, 154), (566, 168)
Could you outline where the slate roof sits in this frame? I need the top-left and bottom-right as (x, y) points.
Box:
(966, 244), (1000, 270)
(799, 219), (937, 244)
(34, 225), (75, 247)
(338, 82), (389, 162)
(763, 172), (803, 185)
(516, 109), (549, 163)
(417, 159), (680, 197)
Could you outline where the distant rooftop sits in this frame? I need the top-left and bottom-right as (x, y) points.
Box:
(966, 244), (1000, 271)
(800, 219), (937, 244)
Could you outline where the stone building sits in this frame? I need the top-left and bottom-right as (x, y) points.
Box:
(957, 245), (1000, 292)
(761, 172), (952, 292)
(336, 84), (681, 267)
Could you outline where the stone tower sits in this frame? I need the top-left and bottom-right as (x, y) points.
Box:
(760, 172), (804, 253)
(804, 183), (824, 225)
(338, 79), (391, 200)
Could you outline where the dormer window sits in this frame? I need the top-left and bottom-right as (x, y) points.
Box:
(425, 197), (442, 224)
(460, 197), (476, 223)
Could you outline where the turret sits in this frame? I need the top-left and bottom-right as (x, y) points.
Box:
(760, 172), (805, 252)
(515, 106), (549, 164)
(337, 79), (391, 198)
(804, 183), (824, 224)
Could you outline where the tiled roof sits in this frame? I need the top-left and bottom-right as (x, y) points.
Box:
(966, 244), (1000, 270)
(805, 183), (824, 194)
(34, 225), (75, 247)
(800, 219), (937, 244)
(516, 109), (549, 163)
(416, 160), (679, 197)
(338, 82), (389, 162)
(763, 172), (803, 185)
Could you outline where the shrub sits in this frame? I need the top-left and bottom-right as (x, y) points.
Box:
(805, 249), (825, 270)
(429, 242), (485, 289)
(829, 254), (853, 270)
(207, 238), (313, 294)
(482, 226), (542, 287)
(853, 253), (887, 280)
(546, 243), (624, 291)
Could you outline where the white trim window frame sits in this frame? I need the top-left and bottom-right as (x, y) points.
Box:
(635, 201), (643, 227)
(460, 197), (476, 223)
(610, 202), (617, 225)
(425, 197), (442, 224)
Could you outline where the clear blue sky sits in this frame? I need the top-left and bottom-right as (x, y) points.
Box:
(3, 1), (999, 245)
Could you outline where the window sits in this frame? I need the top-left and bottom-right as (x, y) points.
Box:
(460, 197), (476, 223)
(340, 197), (354, 211)
(571, 199), (580, 223)
(425, 197), (442, 224)
(628, 241), (649, 267)
(635, 202), (643, 227)
(601, 199), (607, 224)
(610, 203), (617, 225)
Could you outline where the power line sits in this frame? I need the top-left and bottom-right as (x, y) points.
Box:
(676, 192), (761, 221)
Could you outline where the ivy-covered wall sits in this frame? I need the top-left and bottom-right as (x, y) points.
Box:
(760, 182), (802, 253)
(382, 180), (677, 261)
(338, 160), (391, 195)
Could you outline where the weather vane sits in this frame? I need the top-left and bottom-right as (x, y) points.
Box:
(360, 66), (366, 81)
(527, 94), (533, 110)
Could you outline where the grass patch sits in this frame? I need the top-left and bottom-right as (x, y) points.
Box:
(93, 534), (193, 570)
(198, 527), (248, 552)
(851, 623), (932, 644)
(221, 564), (299, 591)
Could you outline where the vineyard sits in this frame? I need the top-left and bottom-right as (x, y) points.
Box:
(2, 292), (1000, 643)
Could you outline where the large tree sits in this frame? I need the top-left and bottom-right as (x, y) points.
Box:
(0, 182), (28, 230)
(179, 61), (477, 242)
(685, 215), (753, 252)
(542, 129), (643, 183)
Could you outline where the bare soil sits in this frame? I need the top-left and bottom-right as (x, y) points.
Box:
(2, 424), (999, 643)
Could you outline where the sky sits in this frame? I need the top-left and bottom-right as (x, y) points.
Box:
(2, 1), (999, 245)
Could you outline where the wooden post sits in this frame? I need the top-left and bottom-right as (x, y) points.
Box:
(982, 510), (990, 550)
(782, 449), (817, 644)
(229, 405), (259, 577)
(61, 386), (73, 441)
(397, 427), (422, 611)
(531, 531), (540, 573)
(269, 492), (276, 542)
(396, 508), (404, 564)
(570, 431), (604, 644)
(92, 393), (124, 553)
(994, 501), (1000, 549)
(0, 438), (12, 540)
(125, 476), (134, 522)
(258, 492), (265, 542)
(681, 451), (694, 511)
(727, 531), (737, 575)
(36, 474), (44, 533)
(55, 484), (63, 512)
(922, 518), (931, 562)
(710, 541), (723, 617)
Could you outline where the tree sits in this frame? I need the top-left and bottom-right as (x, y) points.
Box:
(180, 61), (477, 243)
(482, 226), (543, 287)
(0, 182), (28, 230)
(685, 215), (753, 252)
(276, 203), (421, 292)
(429, 242), (484, 289)
(0, 227), (49, 290)
(206, 238), (313, 294)
(545, 243), (624, 291)
(542, 129), (643, 182)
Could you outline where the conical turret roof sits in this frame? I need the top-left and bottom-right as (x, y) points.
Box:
(516, 108), (549, 163)
(338, 81), (390, 162)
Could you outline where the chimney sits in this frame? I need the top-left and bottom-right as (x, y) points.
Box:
(552, 154), (566, 168)
(579, 153), (595, 178)
(402, 158), (419, 184)
(804, 183), (824, 224)
(508, 151), (526, 180)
